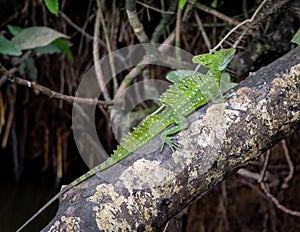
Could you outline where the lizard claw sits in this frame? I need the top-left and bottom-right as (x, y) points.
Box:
(160, 136), (181, 153)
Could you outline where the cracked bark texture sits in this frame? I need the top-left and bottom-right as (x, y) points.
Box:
(43, 47), (300, 232)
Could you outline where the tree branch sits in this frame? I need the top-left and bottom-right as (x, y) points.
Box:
(0, 64), (114, 106)
(42, 47), (300, 231)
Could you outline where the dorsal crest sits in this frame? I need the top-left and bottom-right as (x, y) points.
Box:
(192, 48), (236, 71)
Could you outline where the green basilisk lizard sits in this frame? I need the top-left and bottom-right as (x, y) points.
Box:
(17, 48), (236, 231)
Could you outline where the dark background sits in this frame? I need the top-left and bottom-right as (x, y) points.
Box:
(0, 0), (300, 231)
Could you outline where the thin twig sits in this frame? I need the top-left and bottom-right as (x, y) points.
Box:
(281, 139), (294, 189)
(59, 55), (65, 109)
(260, 182), (300, 217)
(194, 12), (211, 50)
(238, 157), (300, 217)
(59, 11), (106, 47)
(93, 1), (111, 101)
(242, 0), (249, 19)
(150, 0), (177, 42)
(175, 5), (182, 60)
(109, 0), (117, 50)
(114, 31), (175, 97)
(136, 1), (175, 15)
(214, 0), (268, 50)
(192, 2), (241, 26)
(56, 128), (63, 184)
(78, 0), (94, 55)
(237, 168), (261, 181)
(0, 93), (4, 134)
(1, 85), (16, 148)
(97, 0), (118, 95)
(220, 182), (229, 231)
(259, 150), (271, 183)
(162, 220), (170, 232)
(0, 64), (114, 106)
(126, 0), (149, 43)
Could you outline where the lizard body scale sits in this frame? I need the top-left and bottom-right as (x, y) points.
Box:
(17, 48), (236, 231)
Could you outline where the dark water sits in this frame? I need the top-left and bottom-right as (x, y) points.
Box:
(0, 157), (59, 232)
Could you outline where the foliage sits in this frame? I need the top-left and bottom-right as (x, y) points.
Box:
(0, 36), (22, 56)
(0, 25), (73, 80)
(44, 0), (59, 16)
(11, 26), (68, 50)
(1, 25), (72, 58)
(179, 0), (187, 9)
(291, 28), (300, 46)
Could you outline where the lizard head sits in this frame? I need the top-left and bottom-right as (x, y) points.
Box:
(192, 48), (236, 71)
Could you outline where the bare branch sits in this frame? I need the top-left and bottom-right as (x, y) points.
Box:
(0, 64), (114, 106)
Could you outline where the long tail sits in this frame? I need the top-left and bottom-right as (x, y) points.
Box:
(16, 184), (72, 232)
(17, 110), (170, 232)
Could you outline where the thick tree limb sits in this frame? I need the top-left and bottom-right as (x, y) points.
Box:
(43, 47), (300, 231)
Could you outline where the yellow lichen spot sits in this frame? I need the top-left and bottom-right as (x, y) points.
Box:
(270, 77), (286, 94)
(49, 216), (81, 231)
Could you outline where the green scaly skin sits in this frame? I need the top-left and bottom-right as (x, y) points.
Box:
(17, 48), (236, 232)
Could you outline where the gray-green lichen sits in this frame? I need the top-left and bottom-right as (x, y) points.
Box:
(118, 158), (175, 190)
(88, 159), (176, 231)
(89, 183), (130, 231)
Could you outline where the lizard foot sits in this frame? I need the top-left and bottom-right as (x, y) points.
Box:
(160, 136), (181, 153)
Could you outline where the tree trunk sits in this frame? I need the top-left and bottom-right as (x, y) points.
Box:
(43, 47), (300, 231)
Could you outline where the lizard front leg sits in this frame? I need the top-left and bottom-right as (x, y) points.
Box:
(207, 73), (237, 102)
(160, 113), (190, 152)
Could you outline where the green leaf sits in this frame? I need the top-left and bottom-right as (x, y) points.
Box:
(0, 36), (22, 56)
(11, 26), (69, 50)
(179, 0), (187, 9)
(54, 39), (74, 64)
(7, 25), (23, 36)
(34, 42), (62, 55)
(34, 38), (74, 64)
(166, 70), (196, 83)
(44, 0), (59, 16)
(25, 56), (38, 81)
(18, 55), (38, 81)
(210, 0), (218, 8)
(291, 28), (300, 46)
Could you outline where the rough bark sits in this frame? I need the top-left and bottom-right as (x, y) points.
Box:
(43, 47), (300, 231)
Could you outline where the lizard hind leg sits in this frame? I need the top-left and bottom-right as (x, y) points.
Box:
(160, 113), (190, 153)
